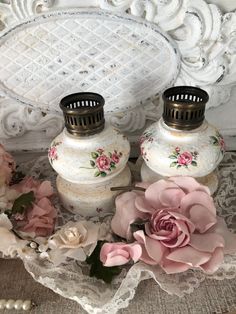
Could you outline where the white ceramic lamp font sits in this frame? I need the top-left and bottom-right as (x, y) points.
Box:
(140, 86), (225, 194)
(48, 93), (131, 217)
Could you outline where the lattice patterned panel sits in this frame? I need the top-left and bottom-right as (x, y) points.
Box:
(0, 9), (179, 114)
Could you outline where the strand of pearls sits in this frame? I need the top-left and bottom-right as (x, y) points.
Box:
(0, 299), (34, 310)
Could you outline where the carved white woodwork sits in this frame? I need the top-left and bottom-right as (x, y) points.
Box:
(0, 0), (236, 154)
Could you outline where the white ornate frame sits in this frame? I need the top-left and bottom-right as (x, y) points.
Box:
(0, 0), (236, 155)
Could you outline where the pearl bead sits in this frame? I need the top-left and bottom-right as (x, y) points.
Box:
(22, 300), (32, 311)
(30, 242), (37, 249)
(5, 299), (15, 310)
(0, 299), (33, 310)
(14, 299), (23, 310)
(0, 299), (6, 309)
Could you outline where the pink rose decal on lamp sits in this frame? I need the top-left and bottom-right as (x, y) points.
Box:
(88, 148), (123, 177)
(96, 155), (111, 172)
(48, 141), (61, 164)
(100, 177), (236, 274)
(169, 148), (198, 169)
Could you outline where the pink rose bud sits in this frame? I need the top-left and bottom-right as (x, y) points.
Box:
(100, 242), (142, 267)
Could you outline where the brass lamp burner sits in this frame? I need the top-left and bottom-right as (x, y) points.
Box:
(162, 86), (209, 130)
(60, 92), (105, 137)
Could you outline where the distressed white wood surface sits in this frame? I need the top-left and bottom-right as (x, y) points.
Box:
(0, 0), (235, 155)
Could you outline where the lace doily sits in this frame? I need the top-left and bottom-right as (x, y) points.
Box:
(19, 152), (236, 314)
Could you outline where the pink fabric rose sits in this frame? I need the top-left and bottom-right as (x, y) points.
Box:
(96, 155), (111, 171)
(100, 242), (142, 267)
(146, 209), (195, 248)
(0, 144), (15, 185)
(12, 177), (53, 200)
(19, 197), (57, 237)
(111, 177), (236, 274)
(111, 153), (120, 164)
(177, 152), (193, 166)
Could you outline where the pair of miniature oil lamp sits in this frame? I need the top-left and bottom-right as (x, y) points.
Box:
(48, 87), (225, 217)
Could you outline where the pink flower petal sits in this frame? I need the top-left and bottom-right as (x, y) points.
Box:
(166, 246), (211, 267)
(180, 191), (216, 216)
(169, 211), (195, 233)
(126, 243), (143, 263)
(100, 242), (142, 267)
(200, 247), (224, 274)
(104, 254), (130, 267)
(135, 196), (155, 213)
(145, 180), (180, 209)
(189, 233), (225, 253)
(37, 181), (54, 199)
(162, 232), (186, 248)
(159, 188), (185, 208)
(134, 230), (166, 264)
(208, 217), (236, 254)
(161, 257), (191, 274)
(111, 192), (146, 240)
(189, 204), (217, 233)
(169, 176), (210, 194)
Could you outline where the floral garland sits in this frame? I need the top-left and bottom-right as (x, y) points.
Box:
(1, 145), (236, 283)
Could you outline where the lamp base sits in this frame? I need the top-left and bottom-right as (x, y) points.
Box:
(56, 165), (131, 217)
(141, 162), (218, 195)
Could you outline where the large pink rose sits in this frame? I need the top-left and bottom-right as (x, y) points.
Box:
(146, 209), (195, 248)
(12, 177), (53, 200)
(111, 177), (236, 274)
(19, 197), (57, 237)
(0, 144), (15, 185)
(96, 155), (111, 171)
(177, 152), (193, 166)
(100, 242), (142, 267)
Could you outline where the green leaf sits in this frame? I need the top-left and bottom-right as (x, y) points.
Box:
(168, 155), (177, 159)
(90, 160), (95, 167)
(177, 164), (182, 169)
(94, 171), (101, 177)
(100, 172), (107, 177)
(191, 161), (197, 167)
(91, 152), (99, 159)
(108, 152), (112, 158)
(86, 241), (122, 283)
(210, 136), (218, 145)
(110, 163), (116, 168)
(170, 161), (178, 167)
(12, 191), (35, 215)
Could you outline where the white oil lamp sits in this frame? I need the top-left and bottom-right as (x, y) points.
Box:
(140, 86), (225, 194)
(48, 92), (131, 217)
